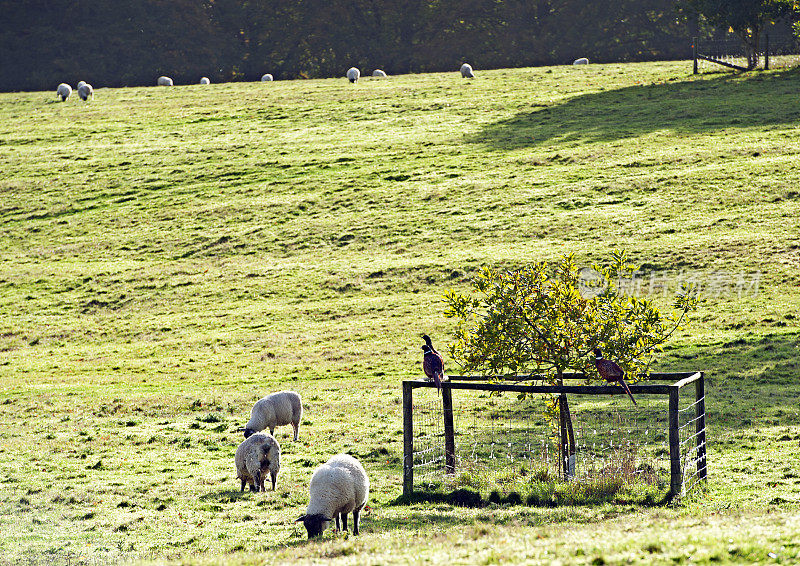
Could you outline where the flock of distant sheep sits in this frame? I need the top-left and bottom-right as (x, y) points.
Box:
(235, 390), (369, 539)
(54, 58), (590, 101)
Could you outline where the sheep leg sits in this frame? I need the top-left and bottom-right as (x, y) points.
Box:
(335, 514), (341, 532)
(352, 509), (360, 535)
(292, 422), (299, 441)
(270, 471), (277, 491)
(341, 512), (348, 532)
(240, 478), (246, 492)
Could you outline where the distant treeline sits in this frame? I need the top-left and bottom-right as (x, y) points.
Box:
(0, 0), (708, 92)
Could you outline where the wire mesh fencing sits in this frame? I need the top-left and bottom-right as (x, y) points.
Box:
(694, 28), (800, 73)
(678, 391), (707, 497)
(403, 373), (706, 504)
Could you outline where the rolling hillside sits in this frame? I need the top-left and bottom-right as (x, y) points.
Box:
(1, 61), (799, 564)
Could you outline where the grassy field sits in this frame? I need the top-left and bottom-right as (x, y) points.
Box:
(1, 60), (799, 565)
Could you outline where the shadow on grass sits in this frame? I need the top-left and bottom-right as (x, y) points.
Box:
(473, 69), (800, 149)
(198, 488), (249, 503)
(389, 486), (671, 509)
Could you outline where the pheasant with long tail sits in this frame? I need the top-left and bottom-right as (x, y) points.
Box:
(593, 348), (637, 405)
(421, 334), (445, 394)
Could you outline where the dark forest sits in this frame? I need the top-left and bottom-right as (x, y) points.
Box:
(0, 0), (732, 91)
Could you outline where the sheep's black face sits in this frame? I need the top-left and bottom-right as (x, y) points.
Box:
(243, 428), (255, 439)
(301, 514), (331, 538)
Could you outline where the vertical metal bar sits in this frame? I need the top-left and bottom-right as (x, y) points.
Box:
(693, 37), (698, 74)
(668, 386), (681, 500)
(442, 382), (456, 475)
(402, 381), (414, 497)
(695, 372), (707, 482)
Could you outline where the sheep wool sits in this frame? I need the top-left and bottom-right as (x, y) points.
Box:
(460, 63), (474, 78)
(56, 83), (72, 101)
(76, 81), (87, 90)
(78, 83), (94, 101)
(261, 74), (274, 82)
(299, 454), (369, 538)
(157, 76), (173, 86)
(372, 69), (387, 77)
(244, 390), (302, 441)
(235, 432), (281, 492)
(573, 58), (589, 65)
(200, 77), (211, 85)
(346, 67), (360, 83)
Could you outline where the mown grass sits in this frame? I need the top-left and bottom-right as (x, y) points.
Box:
(0, 61), (799, 564)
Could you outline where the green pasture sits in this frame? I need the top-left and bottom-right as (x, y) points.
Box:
(0, 60), (799, 564)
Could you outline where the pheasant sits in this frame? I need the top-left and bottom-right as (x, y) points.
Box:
(422, 335), (445, 393)
(593, 348), (636, 405)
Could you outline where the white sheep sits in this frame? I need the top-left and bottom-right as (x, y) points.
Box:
(56, 83), (72, 101)
(346, 67), (360, 83)
(235, 433), (281, 492)
(157, 76), (173, 86)
(573, 57), (589, 65)
(297, 454), (369, 538)
(261, 74), (274, 82)
(460, 63), (474, 78)
(200, 77), (210, 85)
(76, 81), (87, 90)
(77, 83), (94, 101)
(243, 390), (302, 441)
(372, 69), (387, 77)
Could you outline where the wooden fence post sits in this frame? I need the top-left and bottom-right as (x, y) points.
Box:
(558, 394), (568, 480)
(442, 382), (456, 475)
(764, 34), (770, 70)
(402, 381), (414, 497)
(693, 37), (698, 74)
(695, 372), (707, 482)
(558, 393), (576, 479)
(668, 386), (681, 500)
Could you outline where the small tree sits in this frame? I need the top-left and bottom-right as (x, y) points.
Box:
(444, 251), (697, 478)
(685, 0), (796, 69)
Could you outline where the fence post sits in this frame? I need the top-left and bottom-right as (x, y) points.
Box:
(442, 382), (456, 475)
(668, 386), (681, 500)
(402, 381), (414, 497)
(693, 37), (698, 74)
(695, 372), (707, 482)
(764, 34), (770, 70)
(558, 393), (576, 479)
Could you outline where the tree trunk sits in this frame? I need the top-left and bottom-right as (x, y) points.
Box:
(739, 26), (760, 70)
(557, 370), (577, 480)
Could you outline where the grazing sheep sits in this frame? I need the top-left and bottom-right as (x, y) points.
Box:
(244, 391), (302, 441)
(460, 63), (474, 78)
(372, 69), (387, 77)
(77, 83), (93, 101)
(261, 74), (274, 82)
(573, 57), (589, 65)
(346, 67), (360, 83)
(297, 454), (369, 538)
(56, 83), (72, 101)
(199, 77), (210, 85)
(76, 81), (87, 90)
(157, 76), (173, 86)
(235, 433), (281, 492)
